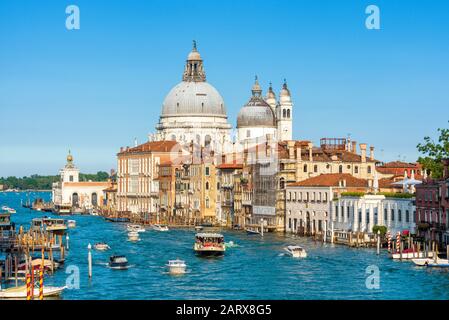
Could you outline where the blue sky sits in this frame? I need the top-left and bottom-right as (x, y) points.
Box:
(0, 0), (448, 177)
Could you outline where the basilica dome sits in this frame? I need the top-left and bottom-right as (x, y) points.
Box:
(237, 77), (276, 128)
(161, 81), (227, 118)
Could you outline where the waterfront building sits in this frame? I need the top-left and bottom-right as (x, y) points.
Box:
(332, 194), (416, 235)
(116, 140), (187, 219)
(415, 159), (449, 245)
(52, 152), (111, 212)
(285, 173), (397, 235)
(216, 159), (244, 227)
(153, 41), (232, 154)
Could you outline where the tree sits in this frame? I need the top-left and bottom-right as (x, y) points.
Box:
(417, 121), (449, 179)
(372, 225), (387, 237)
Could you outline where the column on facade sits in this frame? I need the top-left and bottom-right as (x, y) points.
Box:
(353, 200), (359, 232)
(369, 203), (374, 233)
(361, 202), (367, 232)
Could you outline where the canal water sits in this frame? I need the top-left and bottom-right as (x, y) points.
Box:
(1, 191), (449, 300)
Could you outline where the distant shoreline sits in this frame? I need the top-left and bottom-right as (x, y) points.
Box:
(0, 190), (51, 192)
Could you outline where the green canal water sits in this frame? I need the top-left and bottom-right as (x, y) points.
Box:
(1, 191), (449, 300)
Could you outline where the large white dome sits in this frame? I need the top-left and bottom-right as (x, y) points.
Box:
(161, 81), (227, 118)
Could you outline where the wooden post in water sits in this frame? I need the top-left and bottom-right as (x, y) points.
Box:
(377, 230), (380, 255)
(400, 240), (403, 261)
(66, 234), (69, 250)
(14, 255), (18, 287)
(88, 243), (92, 279)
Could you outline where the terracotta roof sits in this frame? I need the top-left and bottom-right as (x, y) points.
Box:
(216, 163), (243, 169)
(378, 161), (421, 169)
(118, 141), (180, 155)
(288, 174), (369, 188)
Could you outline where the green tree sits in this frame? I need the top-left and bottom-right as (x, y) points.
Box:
(417, 121), (449, 179)
(372, 225), (387, 237)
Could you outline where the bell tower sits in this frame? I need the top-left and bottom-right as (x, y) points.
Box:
(60, 150), (80, 183)
(276, 79), (293, 141)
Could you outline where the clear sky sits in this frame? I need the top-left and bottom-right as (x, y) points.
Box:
(1, 0), (448, 177)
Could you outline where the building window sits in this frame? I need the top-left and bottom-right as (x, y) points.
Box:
(69, 175), (73, 182)
(288, 218), (292, 229)
(398, 209), (402, 222)
(355, 166), (359, 174)
(283, 109), (286, 118)
(205, 167), (210, 176)
(339, 165), (343, 173)
(384, 208), (388, 222)
(304, 164), (308, 172)
(391, 209), (395, 221)
(314, 165), (318, 173)
(205, 197), (210, 208)
(406, 210), (409, 223)
(287, 109), (291, 118)
(246, 130), (251, 138)
(368, 166), (372, 174)
(205, 182), (209, 190)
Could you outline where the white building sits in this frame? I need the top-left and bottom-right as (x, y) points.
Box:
(237, 78), (293, 145)
(52, 152), (111, 211)
(331, 194), (416, 235)
(154, 41), (232, 153)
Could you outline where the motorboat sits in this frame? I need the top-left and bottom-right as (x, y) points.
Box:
(1, 206), (16, 214)
(109, 255), (129, 269)
(67, 220), (76, 228)
(412, 258), (435, 266)
(32, 218), (67, 233)
(127, 224), (145, 233)
(284, 245), (307, 258)
(425, 257), (449, 267)
(246, 228), (260, 235)
(152, 224), (169, 232)
(194, 233), (225, 256)
(17, 258), (60, 271)
(194, 226), (203, 231)
(0, 285), (67, 299)
(94, 242), (110, 251)
(166, 259), (187, 275)
(128, 231), (140, 242)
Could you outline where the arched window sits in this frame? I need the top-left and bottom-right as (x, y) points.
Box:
(283, 109), (286, 118)
(205, 181), (210, 190)
(72, 193), (79, 207)
(287, 109), (291, 118)
(355, 166), (359, 174)
(339, 165), (343, 173)
(91, 193), (98, 207)
(205, 135), (211, 147)
(205, 197), (210, 208)
(280, 178), (285, 189)
(314, 165), (318, 173)
(303, 164), (308, 172)
(170, 134), (176, 141)
(368, 166), (372, 174)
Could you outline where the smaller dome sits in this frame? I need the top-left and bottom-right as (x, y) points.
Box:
(265, 82), (276, 107)
(237, 78), (276, 128)
(187, 40), (201, 60)
(280, 79), (291, 103)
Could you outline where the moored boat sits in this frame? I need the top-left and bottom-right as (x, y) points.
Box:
(167, 259), (187, 275)
(412, 258), (435, 266)
(194, 233), (225, 256)
(67, 220), (76, 228)
(109, 255), (129, 269)
(0, 285), (66, 299)
(246, 228), (260, 235)
(284, 245), (307, 258)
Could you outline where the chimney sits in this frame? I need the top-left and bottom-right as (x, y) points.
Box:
(308, 142), (313, 162)
(287, 141), (295, 160)
(370, 146), (374, 161)
(443, 158), (449, 180)
(360, 143), (367, 163)
(352, 141), (357, 154)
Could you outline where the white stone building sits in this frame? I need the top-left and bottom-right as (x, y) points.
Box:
(52, 152), (111, 211)
(331, 194), (416, 235)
